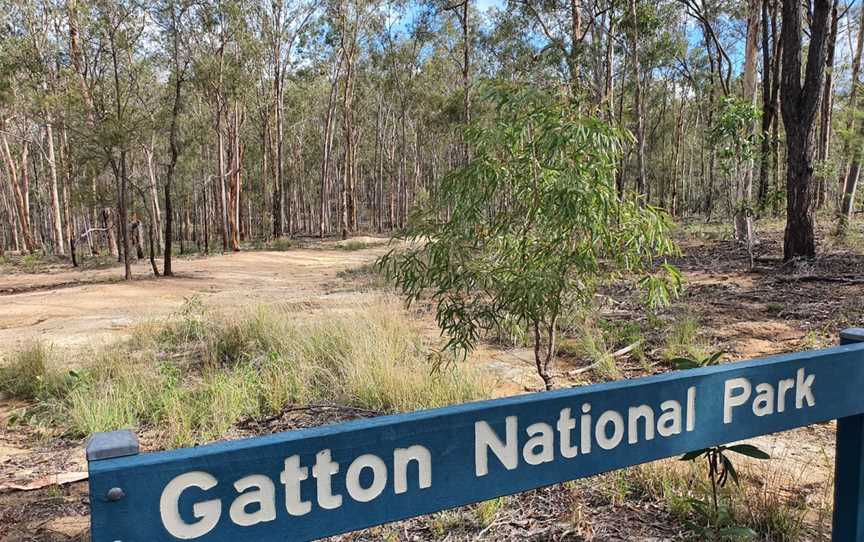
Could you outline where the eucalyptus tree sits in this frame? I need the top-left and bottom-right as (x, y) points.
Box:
(382, 85), (679, 390)
(334, 0), (375, 238)
(19, 0), (67, 256)
(151, 0), (195, 275)
(779, 0), (834, 260)
(92, 0), (152, 279)
(839, 4), (864, 234)
(757, 0), (782, 215)
(0, 0), (69, 256)
(255, 0), (318, 238)
(733, 0), (761, 256)
(190, 0), (271, 251)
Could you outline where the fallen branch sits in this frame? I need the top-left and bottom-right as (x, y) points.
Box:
(566, 362), (600, 377)
(77, 227), (109, 240)
(611, 340), (642, 358)
(565, 340), (641, 378)
(245, 403), (384, 426)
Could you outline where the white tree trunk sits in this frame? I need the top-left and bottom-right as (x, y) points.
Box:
(735, 0), (761, 266)
(44, 119), (66, 255)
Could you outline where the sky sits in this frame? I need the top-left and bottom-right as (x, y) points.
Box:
(476, 0), (505, 11)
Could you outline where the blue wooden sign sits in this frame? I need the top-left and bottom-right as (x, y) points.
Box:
(88, 330), (864, 542)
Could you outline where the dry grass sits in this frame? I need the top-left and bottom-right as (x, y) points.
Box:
(619, 452), (819, 541)
(1, 296), (492, 448)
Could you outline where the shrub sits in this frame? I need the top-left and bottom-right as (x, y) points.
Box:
(270, 238), (293, 251)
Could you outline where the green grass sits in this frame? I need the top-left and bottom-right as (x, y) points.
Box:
(269, 237), (293, 251)
(617, 458), (810, 541)
(1, 297), (491, 448)
(662, 312), (710, 363)
(678, 221), (734, 242)
(0, 251), (66, 273)
(827, 219), (864, 251)
(474, 497), (505, 527)
(0, 342), (72, 401)
(557, 318), (622, 381)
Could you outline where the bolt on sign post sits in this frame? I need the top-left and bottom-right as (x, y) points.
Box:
(88, 329), (864, 542)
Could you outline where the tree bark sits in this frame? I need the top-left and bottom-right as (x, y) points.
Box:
(144, 139), (163, 253)
(815, 5), (838, 209)
(320, 52), (342, 238)
(758, 0), (782, 213)
(59, 124), (77, 266)
(1, 134), (37, 253)
(273, 33), (285, 238)
(108, 15), (132, 281)
(164, 0), (184, 277)
(629, 0), (646, 195)
(44, 118), (65, 256)
(779, 0), (834, 261)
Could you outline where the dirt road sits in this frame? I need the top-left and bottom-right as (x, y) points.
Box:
(0, 241), (388, 353)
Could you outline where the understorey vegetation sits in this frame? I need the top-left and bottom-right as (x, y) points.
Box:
(0, 296), (490, 448)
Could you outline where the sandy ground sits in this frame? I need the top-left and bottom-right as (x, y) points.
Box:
(0, 241), (390, 354)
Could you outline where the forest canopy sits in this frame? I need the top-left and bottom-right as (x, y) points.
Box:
(0, 0), (860, 275)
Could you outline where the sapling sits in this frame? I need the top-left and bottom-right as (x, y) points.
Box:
(680, 443), (770, 540)
(671, 351), (725, 370)
(380, 83), (680, 389)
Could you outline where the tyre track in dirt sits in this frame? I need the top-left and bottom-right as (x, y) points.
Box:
(0, 243), (389, 355)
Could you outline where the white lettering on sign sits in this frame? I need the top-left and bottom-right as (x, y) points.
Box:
(160, 471), (221, 539)
(229, 475), (275, 527)
(158, 445), (432, 539)
(475, 386), (698, 477)
(280, 455), (311, 516)
(393, 445), (432, 494)
(346, 454), (387, 503)
(475, 416), (518, 476)
(723, 368), (816, 424)
(156, 371), (818, 539)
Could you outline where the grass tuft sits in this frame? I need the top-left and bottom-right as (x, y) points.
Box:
(561, 318), (621, 381)
(663, 312), (709, 362)
(0, 342), (70, 401)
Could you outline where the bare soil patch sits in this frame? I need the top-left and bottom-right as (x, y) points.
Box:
(0, 243), (390, 353)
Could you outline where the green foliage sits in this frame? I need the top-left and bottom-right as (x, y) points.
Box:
(710, 97), (761, 167)
(380, 84), (679, 387)
(0, 342), (73, 401)
(710, 97), (762, 218)
(671, 351), (724, 370)
(680, 444), (770, 540)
